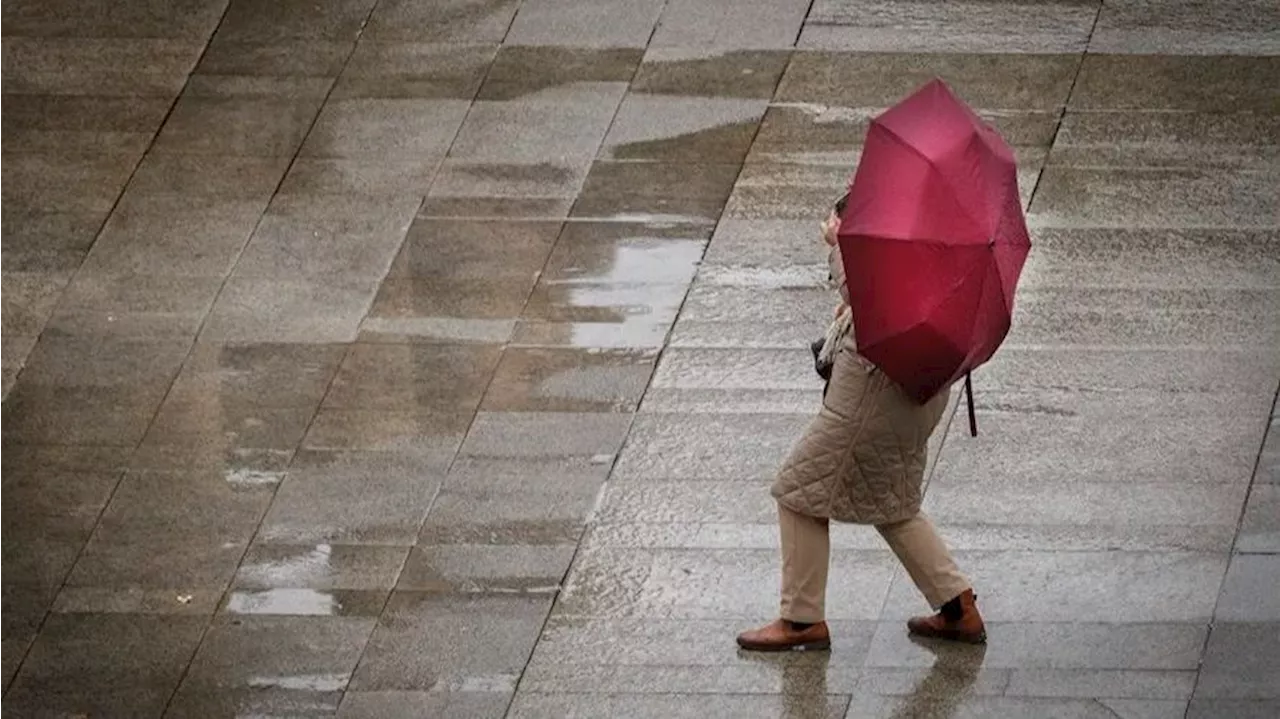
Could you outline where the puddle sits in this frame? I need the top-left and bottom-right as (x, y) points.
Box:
(225, 588), (344, 616)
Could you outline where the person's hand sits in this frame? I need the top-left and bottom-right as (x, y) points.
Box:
(834, 303), (847, 318)
(820, 211), (839, 247)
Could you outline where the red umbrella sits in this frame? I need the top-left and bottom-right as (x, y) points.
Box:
(837, 78), (1031, 435)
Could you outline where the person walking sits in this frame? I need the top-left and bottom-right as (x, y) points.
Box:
(736, 201), (986, 652)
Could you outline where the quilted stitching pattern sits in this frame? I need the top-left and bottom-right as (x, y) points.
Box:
(772, 341), (950, 526)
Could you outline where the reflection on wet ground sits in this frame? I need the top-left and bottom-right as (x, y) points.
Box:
(3, 0), (1280, 717)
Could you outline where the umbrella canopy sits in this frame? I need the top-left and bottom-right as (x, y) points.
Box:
(837, 78), (1031, 406)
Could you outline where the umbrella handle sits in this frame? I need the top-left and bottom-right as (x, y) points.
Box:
(965, 373), (978, 437)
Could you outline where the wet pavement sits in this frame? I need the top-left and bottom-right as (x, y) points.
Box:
(2, 0), (1279, 717)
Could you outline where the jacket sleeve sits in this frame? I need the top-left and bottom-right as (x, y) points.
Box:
(828, 244), (851, 305)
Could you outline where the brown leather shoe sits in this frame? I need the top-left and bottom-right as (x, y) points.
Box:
(907, 589), (986, 644)
(736, 619), (831, 652)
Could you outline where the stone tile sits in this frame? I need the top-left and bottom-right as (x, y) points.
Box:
(360, 315), (518, 345)
(882, 551), (1227, 623)
(182, 73), (334, 99)
(479, 46), (643, 101)
(80, 194), (266, 277)
(842, 694), (1147, 719)
(511, 694), (851, 718)
(366, 277), (536, 326)
(213, 0), (379, 42)
(1238, 485), (1280, 553)
(541, 221), (708, 285)
(196, 38), (352, 77)
(1104, 700), (1193, 719)
(419, 457), (611, 545)
(163, 341), (347, 411)
(572, 161), (740, 223)
(127, 153), (293, 198)
(1261, 416), (1280, 485)
(1021, 228), (1280, 291)
(323, 343), (502, 412)
(601, 95), (766, 163)
(557, 546), (896, 620)
(1186, 699), (1280, 719)
(1030, 167), (1280, 229)
(632, 48), (792, 99)
(257, 449), (453, 545)
(236, 194), (418, 280)
(302, 97), (472, 161)
(168, 615), (375, 714)
(1049, 112), (1280, 170)
(520, 658), (868, 697)
(702, 218), (826, 267)
(511, 318), (675, 350)
(201, 275), (381, 343)
(1, 585), (46, 687)
(334, 42), (495, 99)
(154, 94), (325, 156)
(481, 347), (656, 413)
(505, 0), (666, 48)
(1072, 55), (1280, 112)
(522, 281), (689, 328)
(651, 0), (810, 49)
(451, 84), (627, 165)
(529, 616), (875, 669)
(143, 405), (315, 452)
(1215, 555), (1280, 622)
(1, 269), (74, 338)
(3, 614), (205, 717)
(18, 334), (189, 393)
(365, 0), (520, 43)
(0, 37), (200, 96)
(748, 104), (1058, 165)
(167, 688), (343, 717)
(0, 384), (161, 446)
(387, 219), (562, 281)
(350, 592), (552, 690)
(62, 470), (275, 611)
(613, 413), (809, 480)
(429, 160), (590, 202)
(1, 206), (105, 269)
(2, 151), (139, 215)
(236, 544), (410, 590)
(669, 284), (833, 349)
(643, 348), (822, 414)
(339, 690), (512, 718)
(722, 162), (851, 221)
(302, 410), (473, 457)
(776, 52), (1079, 111)
(800, 0), (1098, 53)
(1, 458), (121, 546)
(1091, 0), (1280, 55)
(397, 544), (576, 592)
(1013, 285), (1279, 347)
(2, 445), (129, 476)
(460, 412), (633, 458)
(224, 586), (389, 617)
(3, 532), (89, 603)
(279, 157), (441, 196)
(420, 196), (577, 220)
(0, 0), (227, 39)
(867, 621), (1207, 670)
(1004, 669), (1196, 700)
(924, 472), (1251, 531)
(1, 94), (170, 154)
(49, 269), (218, 339)
(1195, 622), (1280, 698)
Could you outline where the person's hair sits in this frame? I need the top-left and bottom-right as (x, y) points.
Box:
(834, 192), (849, 216)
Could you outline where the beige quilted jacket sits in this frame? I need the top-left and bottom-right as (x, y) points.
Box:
(771, 245), (951, 525)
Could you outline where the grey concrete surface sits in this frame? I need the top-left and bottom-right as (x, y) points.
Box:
(3, 0), (1279, 717)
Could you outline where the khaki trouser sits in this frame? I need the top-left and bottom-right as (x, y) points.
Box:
(778, 503), (971, 623)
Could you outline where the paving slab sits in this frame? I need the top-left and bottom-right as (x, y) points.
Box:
(799, 0), (1099, 53)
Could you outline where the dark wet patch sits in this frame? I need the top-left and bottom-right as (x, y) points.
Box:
(478, 47), (644, 101)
